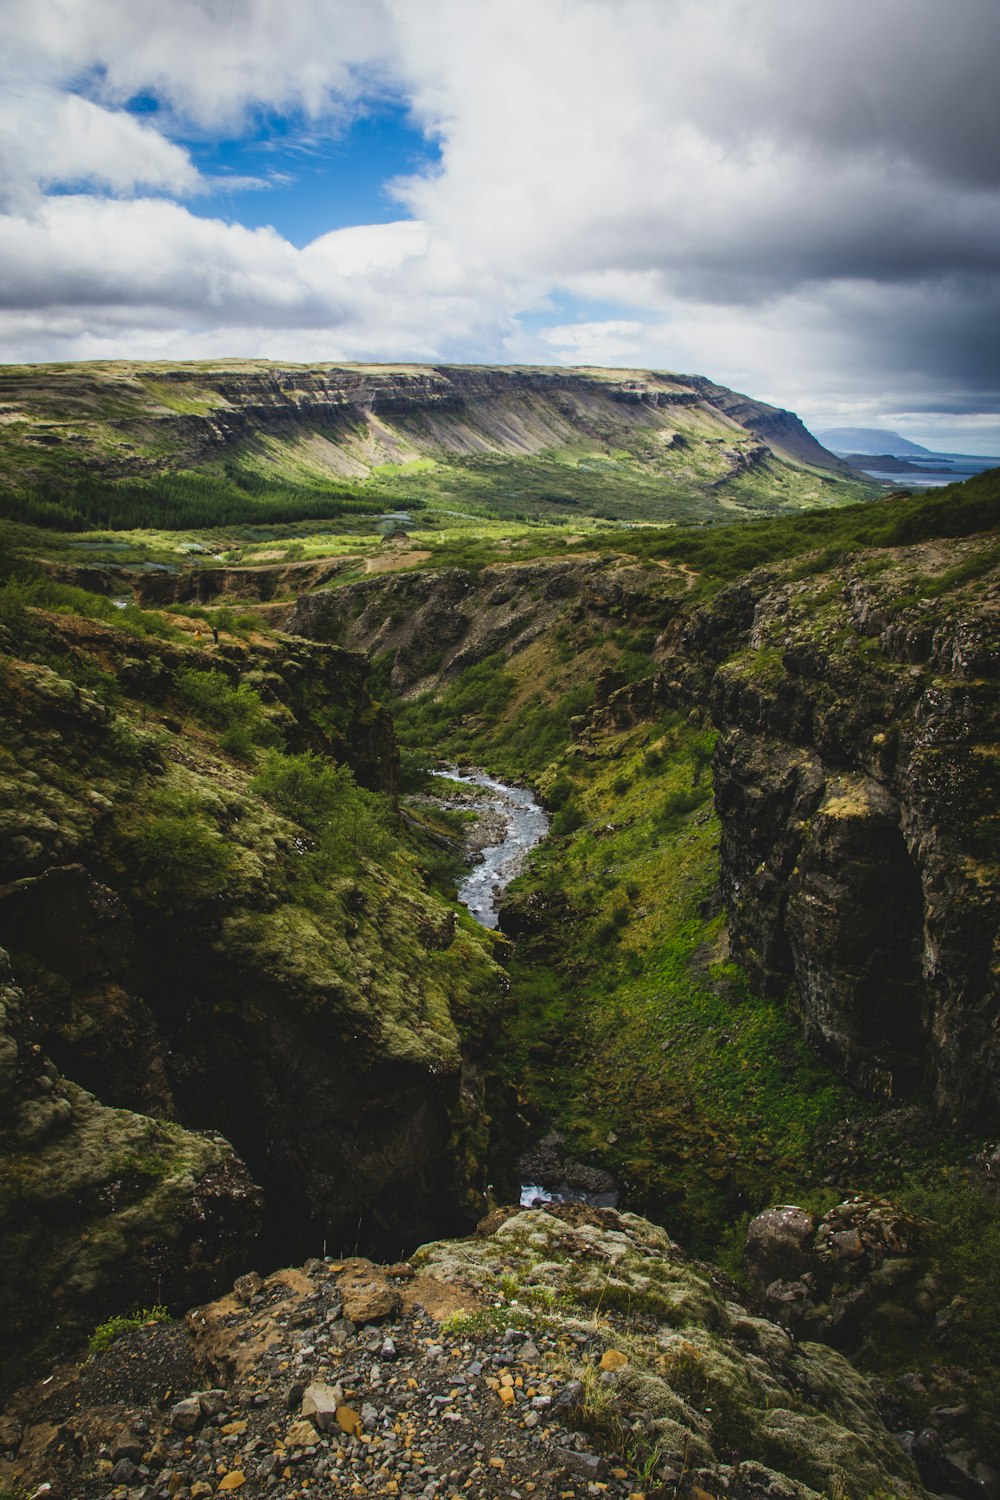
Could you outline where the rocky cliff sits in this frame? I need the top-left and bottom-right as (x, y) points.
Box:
(588, 532), (1000, 1123)
(287, 555), (681, 697)
(0, 361), (863, 499)
(0, 598), (507, 1382)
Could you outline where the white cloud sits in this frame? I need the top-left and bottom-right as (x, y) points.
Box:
(0, 0), (997, 448)
(0, 85), (202, 208)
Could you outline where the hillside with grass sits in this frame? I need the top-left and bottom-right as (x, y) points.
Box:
(0, 360), (877, 531)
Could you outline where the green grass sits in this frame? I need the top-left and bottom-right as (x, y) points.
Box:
(497, 711), (853, 1251)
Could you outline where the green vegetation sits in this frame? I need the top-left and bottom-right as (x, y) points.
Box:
(4, 469), (400, 532)
(496, 709), (853, 1251)
(176, 667), (285, 758)
(87, 1305), (170, 1356)
(569, 463), (1000, 594)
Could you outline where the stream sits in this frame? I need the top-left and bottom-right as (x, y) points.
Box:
(433, 768), (621, 1211)
(432, 767), (549, 929)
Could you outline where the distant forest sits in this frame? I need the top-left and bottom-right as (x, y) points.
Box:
(0, 464), (399, 531)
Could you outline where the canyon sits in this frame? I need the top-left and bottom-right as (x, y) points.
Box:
(0, 367), (997, 1499)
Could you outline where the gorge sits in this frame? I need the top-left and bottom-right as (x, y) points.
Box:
(0, 362), (997, 1500)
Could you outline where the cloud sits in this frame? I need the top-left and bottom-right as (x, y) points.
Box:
(0, 0), (997, 447)
(0, 85), (202, 208)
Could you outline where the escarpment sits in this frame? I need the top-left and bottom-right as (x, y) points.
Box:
(589, 535), (1000, 1121)
(0, 361), (860, 491)
(287, 556), (679, 696)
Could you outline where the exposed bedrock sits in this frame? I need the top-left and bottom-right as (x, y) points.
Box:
(0, 947), (261, 1388)
(0, 611), (505, 1377)
(586, 539), (1000, 1122)
(705, 548), (1000, 1120)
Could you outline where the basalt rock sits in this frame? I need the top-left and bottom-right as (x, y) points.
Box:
(745, 1196), (932, 1346)
(678, 536), (1000, 1122)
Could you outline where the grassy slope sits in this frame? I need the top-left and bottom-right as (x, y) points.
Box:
(0, 359), (878, 530)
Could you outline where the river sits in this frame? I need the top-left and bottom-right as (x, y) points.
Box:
(432, 767), (549, 928)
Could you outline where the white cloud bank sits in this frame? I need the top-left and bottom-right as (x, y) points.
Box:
(0, 0), (998, 447)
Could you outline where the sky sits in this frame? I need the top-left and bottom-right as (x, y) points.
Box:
(1, 0), (999, 452)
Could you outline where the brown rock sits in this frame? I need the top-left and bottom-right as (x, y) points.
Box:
(339, 1269), (400, 1324)
(335, 1404), (363, 1437)
(285, 1420), (318, 1449)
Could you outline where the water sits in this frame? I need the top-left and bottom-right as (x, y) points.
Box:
(519, 1182), (620, 1209)
(433, 768), (549, 929)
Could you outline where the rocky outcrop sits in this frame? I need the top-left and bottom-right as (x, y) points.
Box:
(0, 603), (506, 1372)
(0, 1204), (928, 1500)
(654, 537), (1000, 1122)
(744, 1196), (932, 1346)
(288, 556), (677, 696)
(0, 948), (261, 1388)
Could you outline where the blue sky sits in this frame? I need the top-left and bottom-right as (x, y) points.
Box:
(180, 102), (441, 247)
(1, 0), (998, 453)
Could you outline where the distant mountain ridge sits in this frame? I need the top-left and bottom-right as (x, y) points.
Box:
(816, 426), (933, 457)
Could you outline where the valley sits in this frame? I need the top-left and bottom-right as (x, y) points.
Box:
(0, 364), (997, 1500)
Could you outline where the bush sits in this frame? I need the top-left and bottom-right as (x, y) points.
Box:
(176, 668), (283, 757)
(133, 792), (234, 905)
(251, 750), (396, 867)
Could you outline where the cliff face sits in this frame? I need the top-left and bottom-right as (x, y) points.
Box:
(0, 360), (860, 490)
(670, 539), (998, 1120)
(288, 555), (679, 697)
(0, 946), (261, 1385)
(0, 601), (507, 1380)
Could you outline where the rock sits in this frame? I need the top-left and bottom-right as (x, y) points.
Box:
(335, 1405), (362, 1438)
(746, 1196), (929, 1345)
(745, 1205), (817, 1283)
(284, 1419), (317, 1449)
(556, 1447), (607, 1480)
(109, 1457), (138, 1483)
(301, 1382), (341, 1433)
(111, 1430), (146, 1462)
(168, 1398), (202, 1434)
(339, 1268), (400, 1324)
(599, 1349), (628, 1372)
(218, 1470), (246, 1491)
(232, 1272), (263, 1304)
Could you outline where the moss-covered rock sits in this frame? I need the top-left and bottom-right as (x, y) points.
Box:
(415, 1204), (927, 1498)
(0, 948), (261, 1389)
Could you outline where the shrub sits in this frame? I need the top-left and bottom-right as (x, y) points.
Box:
(176, 668), (283, 757)
(251, 750), (396, 866)
(133, 792), (234, 905)
(88, 1306), (170, 1356)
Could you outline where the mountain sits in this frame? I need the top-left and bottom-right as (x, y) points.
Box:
(0, 361), (875, 529)
(815, 426), (934, 457)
